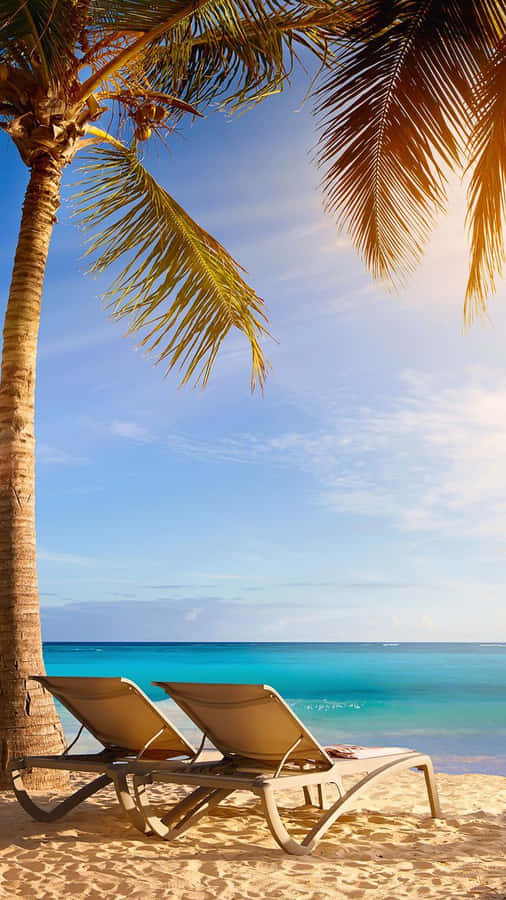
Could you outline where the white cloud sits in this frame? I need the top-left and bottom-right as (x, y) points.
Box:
(80, 417), (153, 443)
(165, 430), (341, 471)
(37, 443), (87, 465)
(324, 371), (506, 539)
(38, 548), (107, 568)
(164, 369), (506, 542)
(110, 420), (152, 442)
(184, 607), (203, 622)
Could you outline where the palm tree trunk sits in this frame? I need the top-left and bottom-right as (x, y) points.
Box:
(0, 155), (67, 790)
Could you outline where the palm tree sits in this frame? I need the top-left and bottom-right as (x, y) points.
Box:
(9, 0), (505, 793)
(0, 0), (348, 788)
(315, 0), (506, 321)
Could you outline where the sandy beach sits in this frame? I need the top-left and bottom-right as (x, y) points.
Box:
(1, 770), (505, 899)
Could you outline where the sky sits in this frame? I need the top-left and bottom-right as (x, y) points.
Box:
(2, 67), (506, 642)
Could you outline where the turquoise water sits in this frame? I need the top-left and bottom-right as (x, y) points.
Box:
(43, 642), (506, 775)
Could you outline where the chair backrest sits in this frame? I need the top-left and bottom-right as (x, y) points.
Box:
(33, 676), (194, 759)
(154, 682), (332, 768)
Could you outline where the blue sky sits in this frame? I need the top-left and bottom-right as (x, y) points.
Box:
(2, 70), (506, 642)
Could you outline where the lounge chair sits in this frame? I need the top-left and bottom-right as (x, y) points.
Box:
(9, 675), (195, 832)
(129, 681), (441, 855)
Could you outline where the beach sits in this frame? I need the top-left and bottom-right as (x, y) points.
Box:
(1, 642), (504, 898)
(1, 769), (505, 899)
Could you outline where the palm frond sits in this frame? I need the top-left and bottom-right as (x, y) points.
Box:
(89, 0), (209, 33)
(140, 2), (339, 113)
(72, 138), (269, 388)
(90, 0), (287, 33)
(315, 0), (493, 287)
(83, 0), (343, 113)
(466, 37), (506, 321)
(0, 0), (79, 83)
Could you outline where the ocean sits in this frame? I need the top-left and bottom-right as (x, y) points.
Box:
(43, 642), (506, 775)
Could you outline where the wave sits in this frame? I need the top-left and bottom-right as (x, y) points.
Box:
(294, 700), (362, 712)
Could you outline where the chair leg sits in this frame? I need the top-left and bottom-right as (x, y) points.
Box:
(261, 786), (314, 856)
(301, 754), (441, 852)
(11, 767), (112, 823)
(160, 786), (216, 827)
(302, 785), (318, 806)
(419, 760), (442, 819)
(132, 775), (234, 842)
(303, 782), (343, 809)
(112, 771), (152, 835)
(262, 754), (441, 856)
(302, 781), (344, 810)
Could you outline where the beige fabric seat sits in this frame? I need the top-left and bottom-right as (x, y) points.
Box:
(129, 681), (442, 856)
(10, 675), (195, 832)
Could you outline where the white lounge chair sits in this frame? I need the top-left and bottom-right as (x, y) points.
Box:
(130, 681), (442, 855)
(10, 675), (195, 832)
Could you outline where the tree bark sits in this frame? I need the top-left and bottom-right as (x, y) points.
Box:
(0, 155), (67, 790)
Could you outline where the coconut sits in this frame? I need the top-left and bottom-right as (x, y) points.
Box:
(153, 105), (167, 122)
(142, 102), (157, 120)
(135, 124), (152, 141)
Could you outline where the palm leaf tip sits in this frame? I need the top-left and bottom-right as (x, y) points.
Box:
(465, 38), (506, 324)
(72, 139), (270, 390)
(314, 1), (493, 289)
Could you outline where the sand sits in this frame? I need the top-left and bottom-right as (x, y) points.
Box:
(0, 770), (505, 899)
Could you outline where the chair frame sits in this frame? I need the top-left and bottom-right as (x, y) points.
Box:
(10, 678), (442, 854)
(10, 750), (149, 832)
(128, 681), (442, 856)
(9, 675), (196, 834)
